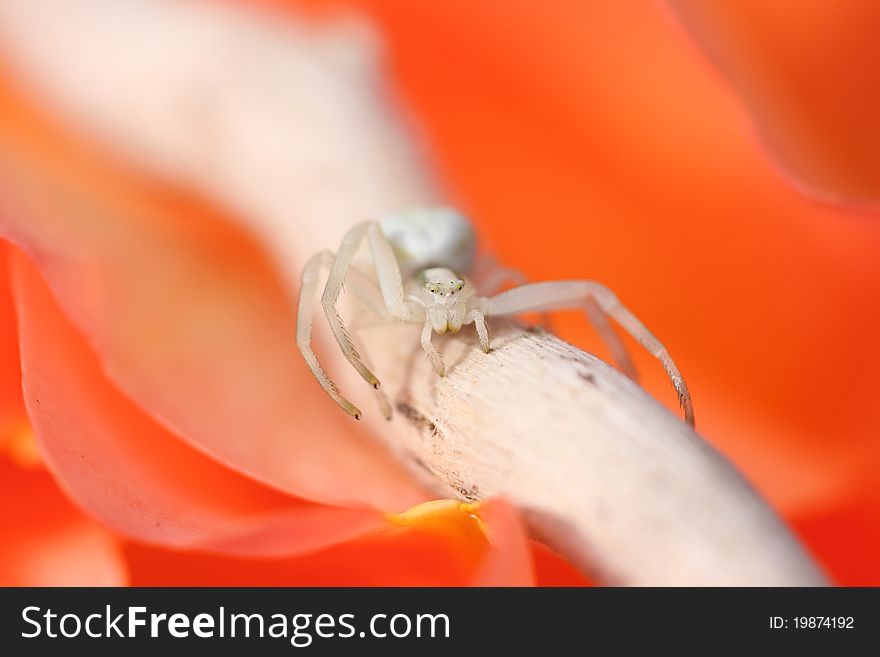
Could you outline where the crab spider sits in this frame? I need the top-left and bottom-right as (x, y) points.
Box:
(296, 207), (694, 427)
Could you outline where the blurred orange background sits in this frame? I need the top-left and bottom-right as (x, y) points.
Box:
(1, 0), (879, 585)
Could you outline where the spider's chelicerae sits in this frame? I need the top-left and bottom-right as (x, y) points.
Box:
(296, 207), (694, 427)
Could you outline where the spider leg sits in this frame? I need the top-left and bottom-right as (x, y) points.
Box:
(583, 296), (639, 381)
(334, 260), (395, 419)
(476, 260), (634, 379)
(348, 322), (393, 420)
(472, 256), (557, 332)
(298, 249), (394, 418)
(421, 320), (445, 376)
(296, 251), (362, 418)
(464, 308), (490, 353)
(365, 222), (408, 319)
(320, 223), (385, 390)
(316, 221), (414, 419)
(480, 281), (694, 427)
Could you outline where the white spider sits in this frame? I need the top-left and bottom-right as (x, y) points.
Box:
(296, 207), (694, 427)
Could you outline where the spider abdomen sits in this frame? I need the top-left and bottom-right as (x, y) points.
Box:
(379, 206), (476, 276)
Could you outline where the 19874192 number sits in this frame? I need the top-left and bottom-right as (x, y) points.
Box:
(770, 617), (854, 629)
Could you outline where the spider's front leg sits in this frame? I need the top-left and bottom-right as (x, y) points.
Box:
(302, 221), (412, 419)
(464, 308), (490, 353)
(296, 251), (363, 418)
(479, 280), (695, 427)
(321, 224), (384, 390)
(420, 321), (446, 376)
(298, 248), (397, 418)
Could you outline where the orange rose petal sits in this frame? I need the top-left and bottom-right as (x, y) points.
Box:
(0, 71), (426, 511)
(124, 497), (535, 586)
(0, 456), (127, 586)
(669, 1), (880, 205)
(11, 248), (390, 556)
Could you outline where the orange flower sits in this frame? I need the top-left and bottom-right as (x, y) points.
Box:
(1, 0), (879, 585)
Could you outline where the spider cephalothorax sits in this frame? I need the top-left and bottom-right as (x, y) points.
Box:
(296, 207), (694, 426)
